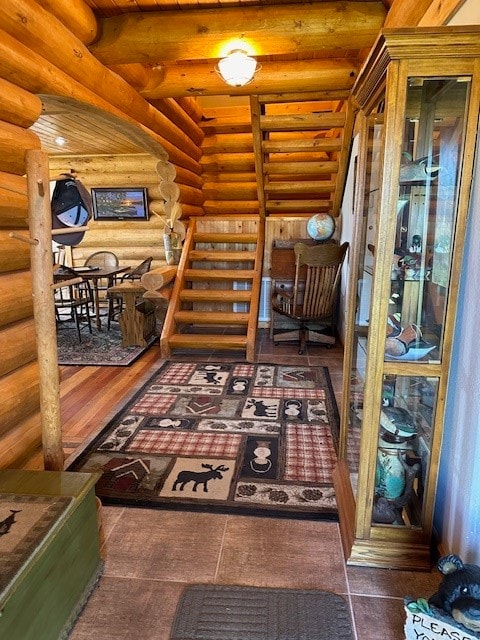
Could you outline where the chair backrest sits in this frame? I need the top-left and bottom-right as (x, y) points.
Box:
(123, 257), (153, 281)
(85, 251), (119, 268)
(293, 242), (349, 319)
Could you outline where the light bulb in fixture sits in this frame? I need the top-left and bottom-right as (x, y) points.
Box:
(216, 49), (260, 87)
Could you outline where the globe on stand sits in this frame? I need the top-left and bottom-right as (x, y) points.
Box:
(306, 213), (336, 242)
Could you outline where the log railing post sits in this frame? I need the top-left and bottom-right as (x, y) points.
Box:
(26, 149), (64, 471)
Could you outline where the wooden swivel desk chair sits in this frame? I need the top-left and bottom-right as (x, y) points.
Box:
(270, 242), (348, 354)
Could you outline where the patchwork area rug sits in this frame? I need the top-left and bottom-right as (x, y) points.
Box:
(69, 361), (340, 519)
(170, 585), (355, 640)
(57, 322), (155, 366)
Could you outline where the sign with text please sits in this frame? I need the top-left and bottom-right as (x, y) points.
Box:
(405, 607), (479, 640)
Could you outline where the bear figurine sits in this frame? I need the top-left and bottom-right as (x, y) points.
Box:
(429, 554), (480, 634)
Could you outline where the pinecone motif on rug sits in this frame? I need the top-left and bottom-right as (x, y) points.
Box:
(69, 362), (340, 519)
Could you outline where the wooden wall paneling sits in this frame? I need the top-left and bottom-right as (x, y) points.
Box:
(0, 318), (37, 378)
(0, 360), (40, 439)
(263, 216), (311, 273)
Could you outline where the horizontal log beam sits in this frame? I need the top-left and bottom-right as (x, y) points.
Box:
(0, 270), (34, 330)
(0, 231), (31, 272)
(203, 183), (258, 200)
(35, 0), (99, 44)
(149, 98), (205, 147)
(0, 361), (40, 439)
(0, 318), (37, 378)
(384, 0), (438, 27)
(140, 58), (359, 99)
(260, 113), (346, 132)
(0, 121), (40, 175)
(201, 154), (255, 172)
(141, 266), (177, 292)
(201, 134), (254, 154)
(90, 3), (386, 64)
(202, 201), (259, 215)
(0, 77), (43, 128)
(0, 4), (203, 167)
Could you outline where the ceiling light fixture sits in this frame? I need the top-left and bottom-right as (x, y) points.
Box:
(216, 49), (260, 87)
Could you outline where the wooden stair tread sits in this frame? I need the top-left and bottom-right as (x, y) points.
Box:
(175, 311), (249, 325)
(264, 161), (338, 174)
(260, 112), (346, 132)
(262, 138), (342, 153)
(185, 269), (255, 281)
(193, 232), (258, 243)
(266, 200), (332, 212)
(168, 334), (248, 349)
(189, 250), (256, 261)
(264, 180), (336, 194)
(180, 289), (251, 302)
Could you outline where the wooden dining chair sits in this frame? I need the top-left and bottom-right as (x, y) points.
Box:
(270, 242), (349, 354)
(54, 266), (94, 342)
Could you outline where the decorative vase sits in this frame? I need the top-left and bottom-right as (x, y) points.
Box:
(375, 446), (407, 500)
(163, 231), (181, 265)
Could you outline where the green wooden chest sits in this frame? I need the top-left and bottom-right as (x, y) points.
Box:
(0, 470), (102, 640)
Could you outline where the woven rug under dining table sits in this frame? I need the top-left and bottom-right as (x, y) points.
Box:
(69, 361), (340, 519)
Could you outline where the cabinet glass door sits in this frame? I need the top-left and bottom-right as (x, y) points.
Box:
(372, 75), (471, 529)
(348, 108), (384, 495)
(386, 77), (471, 365)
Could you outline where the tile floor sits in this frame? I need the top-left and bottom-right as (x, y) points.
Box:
(69, 330), (441, 639)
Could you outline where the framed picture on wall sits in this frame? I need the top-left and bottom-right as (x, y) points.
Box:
(91, 187), (149, 221)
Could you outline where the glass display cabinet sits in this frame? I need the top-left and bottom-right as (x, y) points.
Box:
(334, 27), (480, 569)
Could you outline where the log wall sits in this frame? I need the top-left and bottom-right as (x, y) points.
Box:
(0, 0), (205, 470)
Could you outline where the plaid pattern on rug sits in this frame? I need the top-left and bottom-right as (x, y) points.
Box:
(68, 362), (340, 519)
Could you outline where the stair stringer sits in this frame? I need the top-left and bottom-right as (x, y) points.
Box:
(160, 216), (265, 362)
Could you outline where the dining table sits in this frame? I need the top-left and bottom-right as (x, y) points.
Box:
(73, 265), (131, 331)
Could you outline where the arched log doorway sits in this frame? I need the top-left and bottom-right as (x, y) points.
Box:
(28, 96), (173, 470)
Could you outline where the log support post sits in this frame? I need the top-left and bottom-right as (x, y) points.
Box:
(26, 149), (64, 471)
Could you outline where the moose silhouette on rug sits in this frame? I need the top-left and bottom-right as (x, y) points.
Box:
(172, 464), (230, 493)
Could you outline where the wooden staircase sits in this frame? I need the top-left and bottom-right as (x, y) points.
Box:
(160, 216), (264, 362)
(250, 91), (355, 217)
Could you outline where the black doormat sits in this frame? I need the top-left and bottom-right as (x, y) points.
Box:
(170, 584), (355, 640)
(68, 361), (340, 520)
